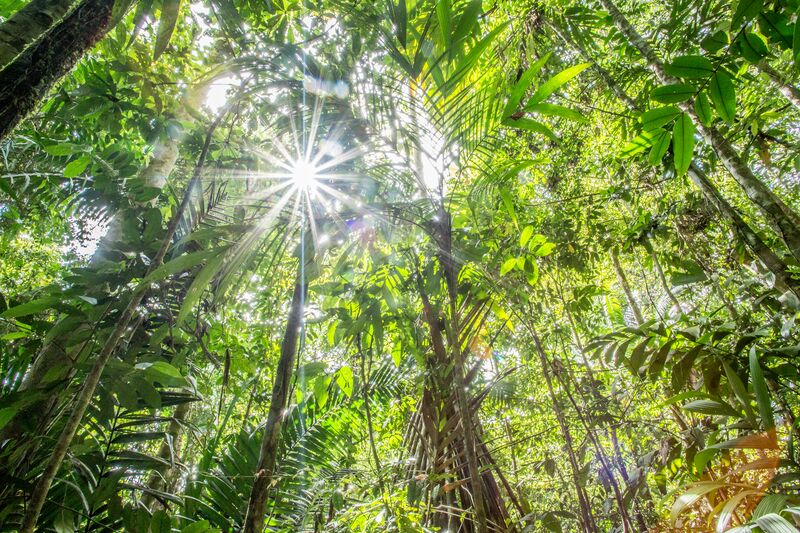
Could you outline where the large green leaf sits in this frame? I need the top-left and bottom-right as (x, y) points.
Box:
(651, 83), (696, 104)
(640, 106), (681, 131)
(525, 63), (590, 107)
(672, 112), (695, 176)
(154, 0), (182, 60)
(709, 72), (736, 124)
(664, 55), (714, 79)
(504, 53), (551, 117)
(749, 348), (775, 429)
(731, 0), (764, 28)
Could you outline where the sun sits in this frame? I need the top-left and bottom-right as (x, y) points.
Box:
(290, 159), (319, 191)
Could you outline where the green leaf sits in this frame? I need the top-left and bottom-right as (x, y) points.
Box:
(43, 143), (82, 156)
(137, 361), (187, 387)
(520, 226), (534, 247)
(709, 72), (736, 124)
(794, 16), (800, 72)
(737, 31), (769, 63)
(503, 117), (559, 141)
(671, 482), (727, 524)
(64, 155), (91, 177)
(138, 249), (222, 288)
(683, 398), (740, 417)
(651, 83), (696, 104)
(701, 31), (728, 53)
(672, 112), (695, 177)
(149, 510), (171, 533)
(749, 347), (774, 429)
(754, 513), (797, 533)
(181, 521), (218, 533)
(640, 106), (681, 131)
(665, 55), (714, 79)
(672, 346), (702, 391)
(1, 296), (59, 318)
(0, 407), (18, 431)
(504, 53), (551, 117)
(758, 12), (793, 49)
(628, 338), (652, 374)
(451, 0), (481, 46)
(648, 130), (671, 166)
(534, 242), (555, 257)
(723, 361), (756, 424)
(695, 91), (713, 126)
(621, 129), (660, 158)
(177, 252), (226, 324)
(526, 103), (587, 122)
(336, 366), (354, 397)
(154, 0), (182, 60)
(525, 62), (590, 107)
(501, 257), (517, 276)
(436, 0), (452, 47)
(731, 0), (763, 29)
(499, 186), (517, 226)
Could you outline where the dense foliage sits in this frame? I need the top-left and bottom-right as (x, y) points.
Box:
(1, 0), (800, 531)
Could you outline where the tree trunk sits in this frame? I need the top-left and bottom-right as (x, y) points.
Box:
(687, 164), (799, 296)
(529, 327), (599, 533)
(434, 204), (488, 532)
(243, 279), (306, 533)
(610, 249), (645, 326)
(143, 402), (191, 511)
(598, 0), (800, 263)
(647, 244), (683, 316)
(0, 0), (76, 69)
(0, 0), (115, 142)
(756, 61), (800, 110)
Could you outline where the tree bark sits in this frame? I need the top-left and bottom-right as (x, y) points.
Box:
(647, 244), (683, 316)
(598, 0), (800, 263)
(529, 327), (599, 533)
(143, 402), (191, 511)
(0, 0), (115, 142)
(435, 204), (488, 532)
(610, 249), (645, 326)
(687, 163), (799, 296)
(756, 61), (800, 110)
(0, 0), (76, 69)
(243, 279), (306, 533)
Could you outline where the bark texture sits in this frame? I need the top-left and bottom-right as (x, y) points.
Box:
(0, 0), (76, 69)
(0, 0), (114, 142)
(610, 249), (645, 326)
(243, 281), (306, 533)
(757, 61), (800, 110)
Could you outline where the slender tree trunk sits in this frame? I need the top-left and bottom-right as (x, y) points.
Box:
(0, 0), (76, 69)
(687, 164), (799, 296)
(610, 427), (649, 531)
(529, 327), (599, 533)
(243, 279), (306, 533)
(646, 244), (683, 316)
(554, 360), (635, 533)
(610, 249), (645, 326)
(19, 114), (222, 533)
(597, 0), (800, 263)
(756, 62), (800, 110)
(0, 0), (115, 142)
(143, 402), (191, 511)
